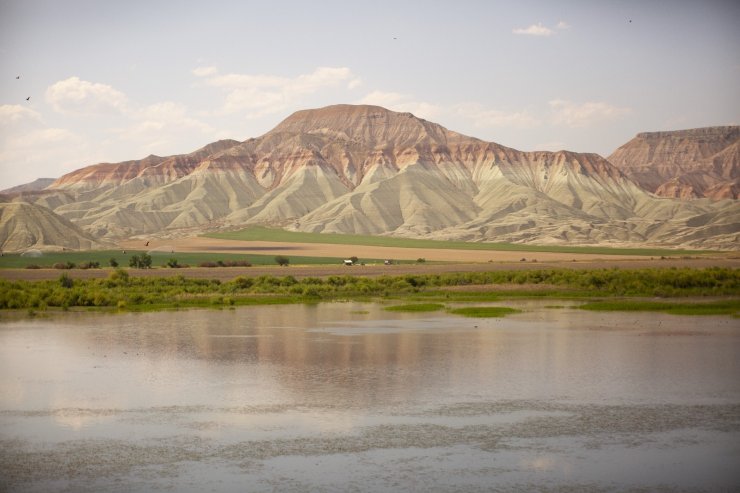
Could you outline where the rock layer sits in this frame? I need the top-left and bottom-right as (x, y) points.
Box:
(3, 105), (738, 251)
(608, 126), (739, 200)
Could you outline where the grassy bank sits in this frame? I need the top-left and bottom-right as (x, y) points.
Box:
(579, 299), (740, 316)
(206, 226), (712, 257)
(1, 267), (737, 313)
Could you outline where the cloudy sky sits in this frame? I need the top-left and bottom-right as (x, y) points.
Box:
(1, 0), (738, 189)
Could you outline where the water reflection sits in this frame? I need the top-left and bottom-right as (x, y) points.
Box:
(1, 301), (739, 492)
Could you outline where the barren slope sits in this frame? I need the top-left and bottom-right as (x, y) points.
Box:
(0, 202), (105, 252)
(608, 126), (739, 199)
(8, 105), (738, 250)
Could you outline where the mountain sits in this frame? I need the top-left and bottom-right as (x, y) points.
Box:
(0, 202), (105, 252)
(2, 105), (738, 251)
(608, 126), (739, 200)
(0, 178), (56, 194)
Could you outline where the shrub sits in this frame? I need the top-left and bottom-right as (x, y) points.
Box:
(129, 253), (152, 269)
(167, 258), (180, 268)
(232, 276), (253, 289)
(53, 262), (75, 269)
(58, 273), (74, 289)
(417, 258), (426, 263)
(275, 255), (290, 266)
(199, 261), (217, 268)
(79, 261), (100, 269)
(109, 258), (119, 267)
(107, 268), (130, 286)
(25, 264), (41, 269)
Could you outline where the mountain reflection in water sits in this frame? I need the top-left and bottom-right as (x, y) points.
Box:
(1, 301), (738, 492)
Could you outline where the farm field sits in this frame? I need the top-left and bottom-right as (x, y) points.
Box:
(0, 227), (736, 282)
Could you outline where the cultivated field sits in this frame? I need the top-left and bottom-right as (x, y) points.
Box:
(0, 228), (736, 282)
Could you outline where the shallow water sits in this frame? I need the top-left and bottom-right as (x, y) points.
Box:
(1, 301), (739, 492)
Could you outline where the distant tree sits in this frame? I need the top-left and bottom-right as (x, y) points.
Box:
(109, 258), (119, 267)
(139, 253), (152, 269)
(350, 256), (359, 264)
(275, 255), (290, 266)
(416, 258), (426, 263)
(129, 253), (152, 269)
(166, 258), (180, 268)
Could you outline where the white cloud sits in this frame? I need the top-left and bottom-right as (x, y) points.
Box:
(454, 103), (542, 129)
(197, 66), (360, 117)
(513, 22), (554, 36)
(120, 101), (215, 152)
(512, 21), (569, 36)
(192, 66), (218, 77)
(0, 105), (43, 126)
(356, 91), (442, 120)
(45, 76), (128, 115)
(0, 124), (88, 186)
(549, 99), (631, 127)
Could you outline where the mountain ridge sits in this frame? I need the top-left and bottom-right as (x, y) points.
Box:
(1, 105), (737, 252)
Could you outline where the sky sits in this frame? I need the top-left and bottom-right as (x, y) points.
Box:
(1, 0), (738, 189)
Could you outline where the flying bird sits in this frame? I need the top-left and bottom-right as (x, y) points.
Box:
(16, 76), (20, 79)
(25, 96), (30, 101)
(145, 241), (150, 246)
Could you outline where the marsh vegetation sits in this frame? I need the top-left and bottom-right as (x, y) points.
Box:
(0, 267), (737, 314)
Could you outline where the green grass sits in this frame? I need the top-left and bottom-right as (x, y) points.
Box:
(1, 267), (737, 313)
(0, 250), (388, 269)
(206, 226), (712, 257)
(579, 299), (740, 316)
(448, 306), (522, 318)
(384, 303), (445, 312)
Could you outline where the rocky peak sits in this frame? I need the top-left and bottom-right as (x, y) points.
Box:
(271, 104), (461, 148)
(608, 126), (739, 199)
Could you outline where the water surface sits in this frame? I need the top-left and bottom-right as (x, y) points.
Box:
(1, 301), (738, 492)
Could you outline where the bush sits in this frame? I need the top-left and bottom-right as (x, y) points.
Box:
(109, 258), (119, 267)
(416, 258), (426, 263)
(167, 258), (181, 268)
(25, 264), (41, 269)
(275, 255), (290, 266)
(129, 253), (152, 269)
(107, 268), (130, 286)
(58, 273), (74, 288)
(199, 261), (217, 268)
(79, 261), (100, 269)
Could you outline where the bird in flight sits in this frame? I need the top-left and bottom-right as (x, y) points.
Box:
(16, 76), (20, 79)
(25, 96), (30, 101)
(145, 241), (150, 246)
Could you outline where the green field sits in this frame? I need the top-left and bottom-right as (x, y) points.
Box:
(0, 250), (398, 269)
(206, 226), (713, 257)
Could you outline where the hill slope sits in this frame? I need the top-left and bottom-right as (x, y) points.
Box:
(608, 126), (739, 200)
(0, 202), (105, 252)
(7, 105), (739, 250)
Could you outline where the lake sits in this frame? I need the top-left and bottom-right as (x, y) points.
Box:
(1, 301), (738, 492)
